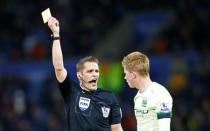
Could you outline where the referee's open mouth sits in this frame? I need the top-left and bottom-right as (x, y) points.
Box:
(88, 79), (97, 84)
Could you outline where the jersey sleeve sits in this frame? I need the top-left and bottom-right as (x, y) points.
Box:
(156, 91), (173, 119)
(57, 74), (73, 103)
(110, 94), (122, 124)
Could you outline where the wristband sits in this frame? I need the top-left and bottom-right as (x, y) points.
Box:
(51, 35), (60, 41)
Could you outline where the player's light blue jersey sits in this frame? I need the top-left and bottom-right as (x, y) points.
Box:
(134, 82), (173, 131)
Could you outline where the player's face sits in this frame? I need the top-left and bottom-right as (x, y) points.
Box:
(123, 67), (136, 88)
(79, 62), (99, 91)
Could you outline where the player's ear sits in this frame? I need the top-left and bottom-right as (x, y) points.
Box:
(131, 72), (136, 79)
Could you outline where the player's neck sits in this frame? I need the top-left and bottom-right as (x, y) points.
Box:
(137, 76), (152, 93)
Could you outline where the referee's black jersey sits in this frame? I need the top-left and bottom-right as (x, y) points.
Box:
(58, 74), (122, 131)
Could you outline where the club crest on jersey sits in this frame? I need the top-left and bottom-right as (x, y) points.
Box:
(101, 106), (110, 118)
(79, 97), (91, 111)
(142, 97), (147, 107)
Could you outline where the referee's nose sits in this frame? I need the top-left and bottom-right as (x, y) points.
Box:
(93, 70), (99, 77)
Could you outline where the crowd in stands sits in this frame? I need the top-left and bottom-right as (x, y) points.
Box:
(0, 0), (209, 130)
(0, 0), (126, 61)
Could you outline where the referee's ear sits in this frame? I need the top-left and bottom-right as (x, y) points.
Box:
(77, 72), (81, 80)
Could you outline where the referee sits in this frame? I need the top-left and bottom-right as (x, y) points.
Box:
(48, 16), (123, 131)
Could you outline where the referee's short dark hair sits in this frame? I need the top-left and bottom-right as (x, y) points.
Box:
(76, 56), (99, 72)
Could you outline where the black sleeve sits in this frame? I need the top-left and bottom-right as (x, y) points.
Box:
(110, 93), (122, 124)
(57, 74), (72, 103)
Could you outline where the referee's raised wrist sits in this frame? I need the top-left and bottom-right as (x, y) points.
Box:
(51, 34), (60, 41)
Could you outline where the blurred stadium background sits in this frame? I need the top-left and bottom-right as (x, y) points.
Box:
(0, 0), (210, 131)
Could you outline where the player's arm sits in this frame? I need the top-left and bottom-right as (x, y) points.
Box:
(111, 123), (123, 131)
(48, 17), (67, 83)
(157, 92), (173, 131)
(158, 118), (171, 131)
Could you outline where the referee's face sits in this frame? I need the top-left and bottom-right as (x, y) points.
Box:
(79, 62), (99, 91)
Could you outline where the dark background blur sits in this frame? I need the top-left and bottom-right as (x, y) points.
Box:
(0, 0), (210, 131)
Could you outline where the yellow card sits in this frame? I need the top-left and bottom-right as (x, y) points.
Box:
(41, 8), (51, 23)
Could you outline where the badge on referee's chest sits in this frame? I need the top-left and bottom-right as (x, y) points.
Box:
(101, 106), (110, 118)
(79, 97), (91, 111)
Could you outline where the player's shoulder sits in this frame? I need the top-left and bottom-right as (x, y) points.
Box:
(152, 82), (169, 93)
(151, 82), (172, 100)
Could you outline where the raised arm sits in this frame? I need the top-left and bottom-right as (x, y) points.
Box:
(48, 17), (67, 83)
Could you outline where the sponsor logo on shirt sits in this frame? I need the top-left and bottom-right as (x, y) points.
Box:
(135, 109), (149, 117)
(101, 106), (110, 118)
(79, 97), (91, 111)
(135, 107), (156, 117)
(136, 109), (149, 114)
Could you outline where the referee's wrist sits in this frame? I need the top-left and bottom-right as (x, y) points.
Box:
(51, 34), (60, 41)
